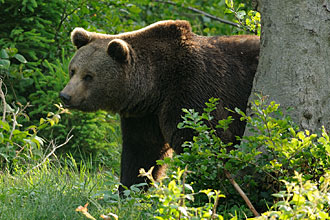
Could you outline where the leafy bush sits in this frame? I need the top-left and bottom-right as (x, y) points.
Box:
(157, 95), (330, 218)
(253, 171), (330, 219)
(0, 0), (67, 61)
(0, 48), (69, 170)
(225, 0), (261, 35)
(76, 166), (233, 220)
(156, 98), (256, 217)
(139, 167), (228, 220)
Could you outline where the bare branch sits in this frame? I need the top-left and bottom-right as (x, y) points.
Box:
(25, 129), (74, 174)
(7, 111), (17, 145)
(211, 190), (221, 219)
(0, 79), (7, 122)
(179, 165), (188, 220)
(54, 0), (89, 48)
(154, 0), (240, 28)
(224, 170), (260, 217)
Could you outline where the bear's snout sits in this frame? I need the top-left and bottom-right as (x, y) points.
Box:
(59, 92), (71, 105)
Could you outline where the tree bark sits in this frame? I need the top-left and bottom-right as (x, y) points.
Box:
(247, 0), (330, 132)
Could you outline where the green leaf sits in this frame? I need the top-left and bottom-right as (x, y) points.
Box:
(14, 54), (27, 63)
(236, 11), (247, 20)
(0, 120), (10, 132)
(0, 133), (4, 143)
(0, 59), (10, 69)
(224, 8), (233, 14)
(238, 3), (245, 9)
(12, 129), (23, 136)
(319, 212), (329, 219)
(225, 0), (233, 8)
(0, 49), (9, 59)
(40, 118), (45, 125)
(32, 136), (44, 147)
(128, 5), (141, 14)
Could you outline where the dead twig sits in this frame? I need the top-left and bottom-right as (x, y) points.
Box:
(179, 165), (189, 220)
(25, 129), (73, 174)
(224, 169), (260, 217)
(0, 79), (7, 122)
(211, 190), (221, 219)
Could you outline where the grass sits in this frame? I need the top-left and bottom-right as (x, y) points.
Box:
(0, 158), (120, 220)
(0, 156), (246, 220)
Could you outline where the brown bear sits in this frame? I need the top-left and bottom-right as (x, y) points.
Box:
(60, 20), (260, 189)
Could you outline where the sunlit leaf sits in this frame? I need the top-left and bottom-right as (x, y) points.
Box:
(14, 54), (27, 63)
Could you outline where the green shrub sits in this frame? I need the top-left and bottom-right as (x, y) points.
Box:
(0, 48), (68, 170)
(141, 167), (229, 220)
(158, 95), (330, 218)
(225, 0), (261, 35)
(53, 95), (330, 219)
(0, 0), (67, 61)
(76, 166), (233, 220)
(158, 97), (257, 217)
(252, 171), (330, 220)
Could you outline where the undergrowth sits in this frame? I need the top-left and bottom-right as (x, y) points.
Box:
(0, 158), (118, 220)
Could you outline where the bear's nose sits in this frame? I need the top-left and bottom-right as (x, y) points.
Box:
(59, 92), (71, 104)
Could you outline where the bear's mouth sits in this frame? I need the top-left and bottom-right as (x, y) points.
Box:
(61, 98), (85, 110)
(70, 99), (99, 112)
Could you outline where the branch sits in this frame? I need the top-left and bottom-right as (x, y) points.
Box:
(7, 111), (17, 142)
(224, 170), (260, 217)
(154, 0), (240, 28)
(0, 79), (7, 122)
(179, 165), (188, 220)
(54, 0), (89, 53)
(211, 191), (221, 219)
(25, 130), (73, 174)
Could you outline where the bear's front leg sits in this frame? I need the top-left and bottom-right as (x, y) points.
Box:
(120, 115), (172, 189)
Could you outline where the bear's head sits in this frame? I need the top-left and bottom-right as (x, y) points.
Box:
(60, 21), (193, 114)
(59, 28), (135, 113)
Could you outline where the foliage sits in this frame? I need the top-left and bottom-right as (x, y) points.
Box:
(252, 172), (330, 220)
(0, 49), (69, 170)
(238, 94), (330, 183)
(158, 97), (256, 217)
(140, 167), (228, 220)
(0, 158), (115, 220)
(225, 0), (261, 35)
(0, 0), (62, 61)
(156, 95), (330, 218)
(75, 166), (232, 220)
(0, 47), (33, 105)
(2, 1), (329, 219)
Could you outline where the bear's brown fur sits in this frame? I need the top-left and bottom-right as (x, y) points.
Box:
(60, 20), (260, 188)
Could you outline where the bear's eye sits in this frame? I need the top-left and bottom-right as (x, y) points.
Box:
(69, 69), (75, 78)
(83, 74), (93, 82)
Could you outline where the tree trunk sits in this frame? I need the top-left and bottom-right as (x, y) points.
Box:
(247, 0), (330, 132)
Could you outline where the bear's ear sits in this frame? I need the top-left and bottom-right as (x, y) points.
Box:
(71, 28), (91, 49)
(107, 39), (130, 63)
